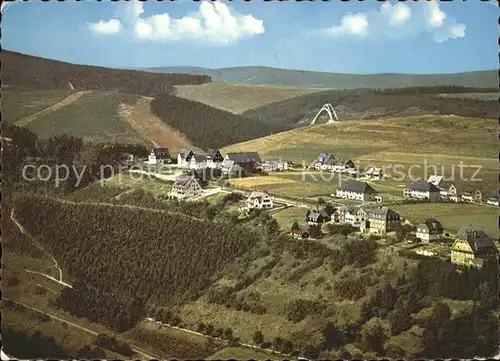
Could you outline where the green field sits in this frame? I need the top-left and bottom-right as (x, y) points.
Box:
(2, 89), (74, 123)
(207, 346), (280, 360)
(230, 171), (344, 197)
(391, 203), (499, 237)
(223, 115), (497, 196)
(272, 206), (308, 231)
(26, 91), (147, 144)
(175, 83), (324, 114)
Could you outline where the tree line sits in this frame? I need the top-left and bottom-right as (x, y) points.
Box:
(3, 50), (210, 96)
(150, 94), (273, 149)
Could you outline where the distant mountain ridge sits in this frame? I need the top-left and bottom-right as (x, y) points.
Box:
(141, 66), (498, 89)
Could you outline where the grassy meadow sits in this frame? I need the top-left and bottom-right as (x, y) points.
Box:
(174, 83), (325, 114)
(25, 91), (148, 144)
(2, 89), (74, 123)
(223, 115), (497, 195)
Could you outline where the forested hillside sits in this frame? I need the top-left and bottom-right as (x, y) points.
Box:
(13, 197), (260, 332)
(142, 66), (498, 89)
(2, 50), (210, 96)
(150, 94), (272, 149)
(242, 87), (498, 128)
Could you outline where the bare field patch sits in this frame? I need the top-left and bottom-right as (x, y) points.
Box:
(118, 96), (200, 153)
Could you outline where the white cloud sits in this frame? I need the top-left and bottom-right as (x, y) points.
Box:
(87, 1), (264, 45)
(381, 2), (412, 26)
(88, 19), (121, 35)
(325, 13), (369, 37)
(315, 1), (465, 43)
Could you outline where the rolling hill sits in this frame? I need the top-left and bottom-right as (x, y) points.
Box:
(222, 114), (498, 194)
(241, 88), (498, 129)
(1, 50), (210, 96)
(174, 83), (324, 114)
(143, 65), (497, 89)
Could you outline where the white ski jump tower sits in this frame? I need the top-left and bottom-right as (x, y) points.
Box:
(310, 103), (339, 125)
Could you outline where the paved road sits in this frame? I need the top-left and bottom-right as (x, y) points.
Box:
(4, 298), (162, 360)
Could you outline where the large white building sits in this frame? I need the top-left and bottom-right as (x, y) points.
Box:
(403, 181), (440, 201)
(246, 191), (273, 210)
(335, 180), (377, 202)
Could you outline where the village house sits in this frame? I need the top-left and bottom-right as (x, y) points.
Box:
(335, 179), (377, 202)
(206, 149), (224, 169)
(221, 159), (243, 177)
(403, 180), (440, 201)
(307, 210), (331, 226)
(346, 168), (359, 178)
(486, 196), (499, 206)
(291, 228), (310, 240)
(314, 153), (336, 170)
(364, 206), (401, 234)
(177, 149), (194, 168)
(365, 167), (383, 180)
(333, 158), (355, 173)
(168, 175), (203, 199)
(148, 147), (171, 165)
(427, 176), (458, 202)
(261, 159), (289, 172)
(461, 187), (482, 203)
(188, 154), (207, 170)
(341, 206), (367, 228)
(451, 224), (497, 267)
(225, 152), (262, 174)
(416, 218), (444, 243)
(246, 191), (273, 210)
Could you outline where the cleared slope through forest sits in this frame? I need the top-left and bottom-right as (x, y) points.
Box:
(14, 91), (92, 127)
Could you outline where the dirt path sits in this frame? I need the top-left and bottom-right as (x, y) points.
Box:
(15, 90), (92, 127)
(118, 97), (201, 153)
(10, 208), (73, 289)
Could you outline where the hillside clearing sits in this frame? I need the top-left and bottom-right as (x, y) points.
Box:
(2, 89), (75, 123)
(118, 96), (200, 153)
(174, 83), (325, 114)
(25, 91), (148, 144)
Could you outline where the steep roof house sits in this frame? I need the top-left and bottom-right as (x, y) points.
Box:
(169, 175), (202, 199)
(416, 218), (444, 243)
(246, 191), (273, 210)
(333, 158), (355, 173)
(335, 179), (377, 202)
(148, 147), (171, 165)
(188, 153), (207, 170)
(403, 181), (440, 201)
(366, 206), (401, 234)
(206, 149), (224, 168)
(461, 187), (482, 203)
(307, 210), (331, 225)
(177, 149), (194, 168)
(427, 176), (458, 202)
(451, 224), (497, 267)
(314, 153), (336, 170)
(221, 159), (243, 177)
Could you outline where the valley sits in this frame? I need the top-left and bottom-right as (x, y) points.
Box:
(2, 48), (498, 360)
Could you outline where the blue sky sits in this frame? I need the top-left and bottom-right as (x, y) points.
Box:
(2, 0), (498, 74)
